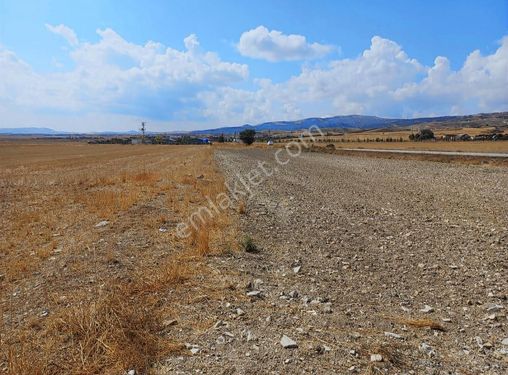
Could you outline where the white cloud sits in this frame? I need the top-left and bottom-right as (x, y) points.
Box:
(201, 35), (508, 124)
(1, 27), (507, 131)
(237, 25), (334, 62)
(45, 23), (79, 46)
(0, 26), (248, 130)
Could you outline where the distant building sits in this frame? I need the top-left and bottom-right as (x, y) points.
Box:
(131, 138), (142, 144)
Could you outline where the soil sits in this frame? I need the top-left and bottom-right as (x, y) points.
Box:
(157, 148), (508, 374)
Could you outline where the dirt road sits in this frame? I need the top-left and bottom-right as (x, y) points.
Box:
(160, 149), (507, 374)
(342, 147), (508, 158)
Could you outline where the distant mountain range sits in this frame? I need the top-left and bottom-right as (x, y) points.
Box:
(0, 127), (66, 135)
(1, 112), (506, 135)
(0, 127), (140, 135)
(192, 113), (508, 135)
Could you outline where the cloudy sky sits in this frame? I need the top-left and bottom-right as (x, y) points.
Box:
(0, 0), (507, 132)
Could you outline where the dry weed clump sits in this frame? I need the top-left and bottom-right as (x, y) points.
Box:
(238, 200), (246, 214)
(394, 317), (446, 331)
(0, 142), (238, 374)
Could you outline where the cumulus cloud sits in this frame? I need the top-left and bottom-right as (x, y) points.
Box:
(201, 35), (508, 124)
(0, 26), (248, 127)
(237, 25), (334, 62)
(45, 23), (79, 46)
(1, 26), (507, 131)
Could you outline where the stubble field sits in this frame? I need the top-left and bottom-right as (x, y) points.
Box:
(0, 141), (238, 374)
(1, 140), (507, 374)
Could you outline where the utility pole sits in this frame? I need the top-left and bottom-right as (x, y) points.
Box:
(140, 121), (146, 144)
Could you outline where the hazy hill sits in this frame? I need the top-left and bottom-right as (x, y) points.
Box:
(0, 127), (65, 135)
(193, 113), (508, 135)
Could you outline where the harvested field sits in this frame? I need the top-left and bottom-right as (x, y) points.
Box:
(159, 148), (508, 374)
(324, 140), (508, 153)
(2, 142), (508, 374)
(0, 142), (239, 374)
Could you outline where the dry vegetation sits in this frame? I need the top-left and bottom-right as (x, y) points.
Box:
(281, 126), (508, 153)
(0, 141), (238, 374)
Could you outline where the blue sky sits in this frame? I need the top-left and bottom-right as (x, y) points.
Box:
(0, 0), (507, 131)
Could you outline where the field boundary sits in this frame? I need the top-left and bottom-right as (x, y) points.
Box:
(341, 147), (508, 158)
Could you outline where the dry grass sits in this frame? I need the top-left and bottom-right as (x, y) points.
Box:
(330, 140), (508, 153)
(393, 317), (446, 332)
(300, 143), (508, 167)
(281, 126), (508, 153)
(0, 141), (237, 374)
(238, 200), (246, 214)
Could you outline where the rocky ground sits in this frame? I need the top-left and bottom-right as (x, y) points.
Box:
(157, 148), (508, 374)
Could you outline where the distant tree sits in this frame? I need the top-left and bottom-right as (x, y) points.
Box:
(218, 133), (225, 143)
(239, 129), (256, 145)
(410, 129), (435, 141)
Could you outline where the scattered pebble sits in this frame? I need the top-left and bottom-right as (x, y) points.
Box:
(384, 332), (403, 339)
(162, 319), (178, 327)
(420, 305), (434, 313)
(246, 290), (262, 297)
(420, 342), (436, 357)
(280, 335), (298, 349)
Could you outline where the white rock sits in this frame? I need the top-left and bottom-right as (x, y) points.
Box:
(127, 370), (136, 375)
(486, 303), (504, 312)
(280, 335), (298, 348)
(288, 290), (299, 299)
(246, 330), (255, 342)
(247, 290), (261, 297)
(293, 265), (301, 274)
(420, 342), (435, 357)
(370, 354), (383, 362)
(236, 308), (245, 316)
(216, 336), (225, 345)
(190, 347), (199, 355)
(420, 305), (434, 313)
(384, 332), (403, 339)
(253, 278), (264, 289)
(95, 220), (109, 228)
(501, 338), (508, 346)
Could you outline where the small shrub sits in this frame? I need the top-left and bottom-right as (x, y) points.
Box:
(238, 201), (246, 214)
(242, 236), (258, 253)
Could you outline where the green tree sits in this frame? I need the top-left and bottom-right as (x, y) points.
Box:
(239, 129), (256, 145)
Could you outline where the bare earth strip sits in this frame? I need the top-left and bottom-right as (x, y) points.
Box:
(161, 148), (508, 374)
(341, 148), (508, 158)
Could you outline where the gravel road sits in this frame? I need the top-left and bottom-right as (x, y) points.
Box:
(342, 148), (508, 158)
(159, 148), (508, 374)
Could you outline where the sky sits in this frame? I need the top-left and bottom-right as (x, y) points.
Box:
(0, 0), (507, 132)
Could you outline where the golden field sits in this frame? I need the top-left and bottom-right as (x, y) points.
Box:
(0, 141), (239, 374)
(328, 140), (508, 153)
(281, 127), (508, 153)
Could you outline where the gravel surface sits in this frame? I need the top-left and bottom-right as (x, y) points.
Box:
(158, 148), (508, 374)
